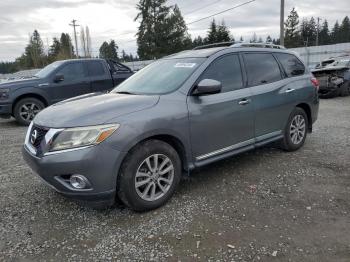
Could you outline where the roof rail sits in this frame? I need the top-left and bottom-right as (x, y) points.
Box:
(231, 42), (286, 49)
(193, 41), (234, 50)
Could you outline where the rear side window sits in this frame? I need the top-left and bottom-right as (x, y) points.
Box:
(244, 53), (282, 86)
(87, 61), (106, 76)
(199, 54), (243, 93)
(275, 53), (305, 77)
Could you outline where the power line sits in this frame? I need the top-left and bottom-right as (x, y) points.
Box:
(184, 0), (225, 15)
(187, 0), (256, 25)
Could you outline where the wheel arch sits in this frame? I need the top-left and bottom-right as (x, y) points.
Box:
(119, 133), (190, 174)
(296, 103), (312, 132)
(12, 93), (48, 113)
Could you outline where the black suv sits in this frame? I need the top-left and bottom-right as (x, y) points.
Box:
(0, 58), (133, 125)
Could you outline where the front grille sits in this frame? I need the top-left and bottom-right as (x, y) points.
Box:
(30, 125), (49, 150)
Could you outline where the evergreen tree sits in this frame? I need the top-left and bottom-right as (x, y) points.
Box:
(166, 5), (192, 54)
(250, 32), (258, 43)
(206, 19), (218, 44)
(300, 18), (317, 46)
(239, 36), (244, 42)
(99, 40), (119, 60)
(272, 38), (280, 45)
(339, 16), (350, 43)
(308, 17), (317, 45)
(284, 7), (301, 48)
(331, 21), (341, 43)
(135, 0), (169, 59)
(48, 37), (61, 62)
(0, 62), (18, 74)
(58, 33), (74, 59)
(319, 20), (330, 45)
(121, 50), (128, 61)
(192, 36), (204, 48)
(216, 21), (231, 42)
(266, 35), (272, 43)
(16, 30), (46, 69)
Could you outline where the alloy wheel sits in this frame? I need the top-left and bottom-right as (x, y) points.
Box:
(135, 154), (174, 202)
(19, 103), (41, 121)
(290, 114), (306, 145)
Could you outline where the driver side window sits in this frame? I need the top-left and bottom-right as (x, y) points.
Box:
(56, 62), (85, 82)
(198, 54), (244, 93)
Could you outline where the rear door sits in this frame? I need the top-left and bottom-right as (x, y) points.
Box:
(242, 52), (296, 141)
(87, 60), (114, 93)
(51, 61), (90, 102)
(187, 53), (255, 162)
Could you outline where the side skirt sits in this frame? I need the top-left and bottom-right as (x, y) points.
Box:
(193, 131), (283, 169)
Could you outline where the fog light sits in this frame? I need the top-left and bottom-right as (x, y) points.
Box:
(70, 175), (89, 189)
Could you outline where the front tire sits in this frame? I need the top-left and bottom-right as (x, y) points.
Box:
(280, 107), (308, 152)
(13, 97), (45, 125)
(117, 140), (181, 211)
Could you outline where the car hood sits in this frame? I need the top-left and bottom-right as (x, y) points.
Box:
(34, 92), (160, 128)
(0, 78), (41, 89)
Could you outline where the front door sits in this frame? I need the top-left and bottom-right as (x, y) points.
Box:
(187, 53), (255, 162)
(51, 62), (91, 103)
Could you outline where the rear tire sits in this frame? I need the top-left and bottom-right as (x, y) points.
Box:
(280, 107), (308, 152)
(13, 97), (45, 126)
(117, 139), (181, 211)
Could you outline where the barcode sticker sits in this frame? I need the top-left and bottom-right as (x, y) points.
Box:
(174, 63), (196, 68)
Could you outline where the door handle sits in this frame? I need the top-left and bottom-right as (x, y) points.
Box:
(285, 88), (295, 93)
(238, 99), (250, 105)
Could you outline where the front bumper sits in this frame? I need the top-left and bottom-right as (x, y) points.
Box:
(22, 143), (127, 207)
(0, 102), (12, 118)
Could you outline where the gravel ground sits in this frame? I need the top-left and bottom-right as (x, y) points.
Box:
(0, 97), (349, 261)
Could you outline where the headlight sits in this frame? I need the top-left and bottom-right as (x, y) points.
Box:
(0, 88), (10, 99)
(49, 124), (120, 152)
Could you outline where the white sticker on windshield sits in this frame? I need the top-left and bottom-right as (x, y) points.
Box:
(175, 63), (196, 68)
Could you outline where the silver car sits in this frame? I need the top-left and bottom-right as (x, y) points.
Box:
(22, 45), (319, 211)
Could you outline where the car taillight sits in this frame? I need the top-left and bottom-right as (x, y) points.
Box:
(311, 76), (319, 90)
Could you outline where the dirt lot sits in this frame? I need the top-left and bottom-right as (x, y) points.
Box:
(0, 97), (349, 261)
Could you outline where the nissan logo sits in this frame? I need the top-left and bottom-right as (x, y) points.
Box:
(30, 129), (38, 144)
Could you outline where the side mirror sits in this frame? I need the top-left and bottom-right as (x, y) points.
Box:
(193, 79), (222, 96)
(53, 74), (64, 83)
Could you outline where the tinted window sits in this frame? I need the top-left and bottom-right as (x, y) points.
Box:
(244, 53), (282, 86)
(199, 54), (243, 93)
(56, 63), (85, 81)
(275, 53), (305, 77)
(87, 61), (106, 76)
(35, 61), (64, 78)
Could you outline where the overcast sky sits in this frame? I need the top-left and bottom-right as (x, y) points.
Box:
(0, 0), (349, 61)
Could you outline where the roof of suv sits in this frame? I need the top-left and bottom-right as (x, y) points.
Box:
(167, 46), (295, 59)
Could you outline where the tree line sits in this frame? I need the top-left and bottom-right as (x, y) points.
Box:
(1, 0), (350, 74)
(284, 8), (350, 48)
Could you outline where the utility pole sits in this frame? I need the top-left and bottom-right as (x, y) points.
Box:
(280, 0), (285, 46)
(69, 19), (80, 57)
(316, 17), (321, 46)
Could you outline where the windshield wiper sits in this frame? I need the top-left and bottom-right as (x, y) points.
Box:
(115, 91), (136, 95)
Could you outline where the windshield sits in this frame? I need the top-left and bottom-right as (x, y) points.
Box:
(113, 58), (204, 95)
(35, 61), (64, 78)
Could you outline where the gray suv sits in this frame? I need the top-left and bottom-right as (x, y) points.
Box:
(22, 45), (319, 211)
